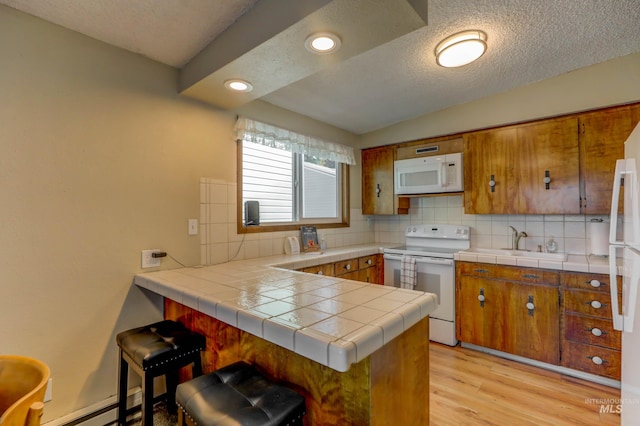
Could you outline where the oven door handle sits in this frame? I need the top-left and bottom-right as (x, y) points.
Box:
(415, 257), (453, 266)
(383, 253), (453, 266)
(383, 254), (405, 261)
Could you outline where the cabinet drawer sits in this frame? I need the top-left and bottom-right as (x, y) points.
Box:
(457, 262), (499, 276)
(335, 259), (358, 276)
(358, 255), (377, 269)
(563, 289), (619, 319)
(500, 267), (559, 285)
(561, 272), (619, 293)
(457, 262), (558, 285)
(564, 314), (621, 350)
(302, 263), (334, 276)
(561, 340), (620, 380)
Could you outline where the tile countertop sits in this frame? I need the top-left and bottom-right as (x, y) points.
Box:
(133, 244), (437, 373)
(454, 249), (621, 275)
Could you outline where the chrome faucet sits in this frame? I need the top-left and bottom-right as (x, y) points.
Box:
(509, 226), (528, 250)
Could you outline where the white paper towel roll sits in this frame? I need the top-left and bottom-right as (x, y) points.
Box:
(589, 221), (609, 256)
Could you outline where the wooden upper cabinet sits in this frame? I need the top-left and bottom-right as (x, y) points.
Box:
(464, 127), (517, 213)
(579, 104), (640, 214)
(464, 117), (580, 214)
(362, 146), (395, 215)
(516, 118), (580, 214)
(361, 146), (409, 215)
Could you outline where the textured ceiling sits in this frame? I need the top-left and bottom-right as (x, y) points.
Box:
(1, 0), (639, 135)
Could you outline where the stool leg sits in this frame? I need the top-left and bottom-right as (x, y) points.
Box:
(142, 372), (154, 426)
(117, 350), (128, 426)
(177, 408), (186, 426)
(165, 371), (178, 414)
(192, 352), (203, 377)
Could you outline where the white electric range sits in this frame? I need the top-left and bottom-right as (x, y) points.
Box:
(383, 224), (470, 346)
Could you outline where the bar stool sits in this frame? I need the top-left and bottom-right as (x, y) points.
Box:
(176, 361), (306, 426)
(116, 320), (205, 426)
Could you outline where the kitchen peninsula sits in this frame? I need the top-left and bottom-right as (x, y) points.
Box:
(133, 245), (436, 425)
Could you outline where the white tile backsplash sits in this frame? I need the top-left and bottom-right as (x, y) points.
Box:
(199, 178), (376, 266)
(200, 179), (610, 261)
(371, 195), (609, 256)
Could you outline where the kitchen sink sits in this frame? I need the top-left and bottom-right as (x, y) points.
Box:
(472, 248), (567, 261)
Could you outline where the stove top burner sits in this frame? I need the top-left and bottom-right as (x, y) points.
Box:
(383, 224), (471, 258)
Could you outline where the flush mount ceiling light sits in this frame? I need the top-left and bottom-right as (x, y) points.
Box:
(304, 32), (341, 54)
(435, 30), (487, 68)
(224, 79), (253, 93)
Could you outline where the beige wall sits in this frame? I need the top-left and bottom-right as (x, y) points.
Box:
(0, 5), (227, 421)
(0, 5), (357, 422)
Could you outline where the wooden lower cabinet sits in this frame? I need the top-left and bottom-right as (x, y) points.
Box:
(457, 275), (509, 352)
(561, 271), (622, 380)
(561, 341), (621, 379)
(457, 264), (622, 380)
(299, 254), (383, 284)
(511, 282), (560, 364)
(456, 262), (560, 365)
(334, 259), (359, 277)
(302, 263), (334, 276)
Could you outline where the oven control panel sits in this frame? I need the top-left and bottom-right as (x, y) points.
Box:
(405, 224), (469, 240)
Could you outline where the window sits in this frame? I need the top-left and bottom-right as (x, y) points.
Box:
(235, 117), (354, 233)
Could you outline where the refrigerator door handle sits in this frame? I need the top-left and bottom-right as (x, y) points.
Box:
(609, 245), (624, 331)
(609, 159), (625, 245)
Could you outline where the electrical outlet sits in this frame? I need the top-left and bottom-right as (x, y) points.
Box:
(141, 249), (161, 268)
(44, 377), (52, 402)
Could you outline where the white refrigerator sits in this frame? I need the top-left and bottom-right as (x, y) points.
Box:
(609, 121), (640, 424)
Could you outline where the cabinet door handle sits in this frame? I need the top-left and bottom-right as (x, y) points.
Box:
(589, 356), (604, 365)
(590, 327), (605, 337)
(317, 270), (323, 275)
(376, 184), (381, 198)
(543, 170), (551, 190)
(523, 274), (539, 279)
(587, 279), (606, 288)
(489, 175), (496, 192)
(478, 288), (485, 307)
(588, 300), (604, 309)
(366, 259), (372, 265)
(345, 264), (351, 271)
(526, 295), (535, 316)
(474, 268), (489, 274)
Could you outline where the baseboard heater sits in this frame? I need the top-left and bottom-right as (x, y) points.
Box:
(43, 388), (142, 426)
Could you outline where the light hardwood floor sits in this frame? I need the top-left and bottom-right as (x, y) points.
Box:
(430, 343), (621, 425)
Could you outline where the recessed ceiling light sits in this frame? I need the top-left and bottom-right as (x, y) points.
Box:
(305, 32), (341, 54)
(435, 30), (487, 68)
(224, 79), (253, 92)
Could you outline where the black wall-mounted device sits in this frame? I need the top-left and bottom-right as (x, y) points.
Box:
(244, 200), (260, 226)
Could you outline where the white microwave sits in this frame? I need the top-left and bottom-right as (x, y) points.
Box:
(394, 153), (463, 195)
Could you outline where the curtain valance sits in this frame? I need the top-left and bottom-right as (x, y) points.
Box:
(234, 117), (356, 165)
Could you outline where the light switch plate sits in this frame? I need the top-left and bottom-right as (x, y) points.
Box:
(188, 218), (198, 235)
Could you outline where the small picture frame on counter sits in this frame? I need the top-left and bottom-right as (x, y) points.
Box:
(300, 226), (320, 252)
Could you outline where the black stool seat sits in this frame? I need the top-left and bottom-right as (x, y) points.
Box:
(176, 361), (305, 426)
(116, 320), (205, 426)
